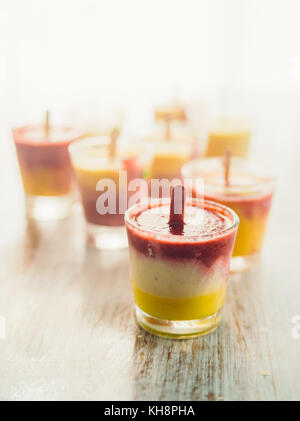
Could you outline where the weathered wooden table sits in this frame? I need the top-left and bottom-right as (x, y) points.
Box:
(0, 132), (299, 401)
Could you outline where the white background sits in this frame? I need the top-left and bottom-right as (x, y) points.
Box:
(0, 0), (300, 162)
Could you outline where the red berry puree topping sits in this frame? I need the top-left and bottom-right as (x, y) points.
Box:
(133, 205), (231, 238)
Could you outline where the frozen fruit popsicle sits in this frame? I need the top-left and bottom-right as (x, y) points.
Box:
(125, 186), (239, 338)
(13, 113), (80, 220)
(69, 135), (142, 250)
(182, 157), (275, 272)
(205, 117), (251, 158)
(143, 104), (194, 186)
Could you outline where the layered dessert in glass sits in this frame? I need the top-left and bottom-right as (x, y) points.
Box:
(182, 158), (275, 272)
(205, 117), (251, 158)
(13, 125), (80, 220)
(145, 103), (195, 187)
(125, 195), (238, 338)
(69, 136), (142, 250)
(149, 140), (193, 181)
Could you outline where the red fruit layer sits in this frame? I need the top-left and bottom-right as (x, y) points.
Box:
(15, 142), (71, 170)
(202, 191), (273, 219)
(15, 143), (72, 193)
(126, 202), (237, 267)
(81, 192), (126, 226)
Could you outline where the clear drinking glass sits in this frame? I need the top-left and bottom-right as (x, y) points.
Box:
(125, 199), (239, 338)
(182, 158), (275, 272)
(13, 125), (80, 221)
(69, 136), (142, 250)
(205, 116), (251, 158)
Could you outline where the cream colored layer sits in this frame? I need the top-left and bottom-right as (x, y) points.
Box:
(129, 248), (227, 298)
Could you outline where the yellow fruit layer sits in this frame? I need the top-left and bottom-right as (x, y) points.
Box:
(232, 210), (269, 256)
(132, 283), (227, 320)
(150, 152), (189, 179)
(74, 166), (120, 190)
(206, 131), (250, 158)
(21, 168), (71, 196)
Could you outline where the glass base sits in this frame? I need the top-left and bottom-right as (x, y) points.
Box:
(135, 305), (221, 339)
(230, 253), (260, 273)
(25, 194), (73, 221)
(86, 223), (128, 250)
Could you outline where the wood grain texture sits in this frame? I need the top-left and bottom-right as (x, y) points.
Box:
(0, 128), (300, 401)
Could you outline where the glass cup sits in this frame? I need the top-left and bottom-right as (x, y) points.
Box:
(13, 125), (80, 221)
(143, 103), (196, 187)
(182, 158), (275, 272)
(205, 117), (251, 158)
(125, 199), (239, 338)
(149, 139), (193, 180)
(69, 136), (142, 250)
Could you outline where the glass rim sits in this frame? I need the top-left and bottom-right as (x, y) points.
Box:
(68, 135), (111, 155)
(67, 135), (121, 168)
(125, 198), (239, 243)
(12, 125), (81, 144)
(182, 157), (276, 179)
(181, 157), (276, 196)
(68, 135), (145, 169)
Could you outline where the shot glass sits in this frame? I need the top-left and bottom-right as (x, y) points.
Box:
(125, 199), (239, 338)
(13, 125), (80, 220)
(205, 117), (251, 158)
(149, 139), (193, 182)
(69, 136), (142, 250)
(182, 158), (275, 272)
(145, 103), (195, 185)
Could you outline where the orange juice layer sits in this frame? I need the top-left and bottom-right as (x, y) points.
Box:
(132, 283), (226, 320)
(206, 131), (250, 158)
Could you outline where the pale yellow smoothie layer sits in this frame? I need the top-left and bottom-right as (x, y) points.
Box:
(73, 166), (120, 190)
(129, 249), (228, 298)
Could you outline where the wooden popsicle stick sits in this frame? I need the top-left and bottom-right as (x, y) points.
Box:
(109, 127), (120, 159)
(224, 148), (231, 187)
(169, 184), (186, 230)
(164, 113), (172, 141)
(45, 110), (50, 137)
